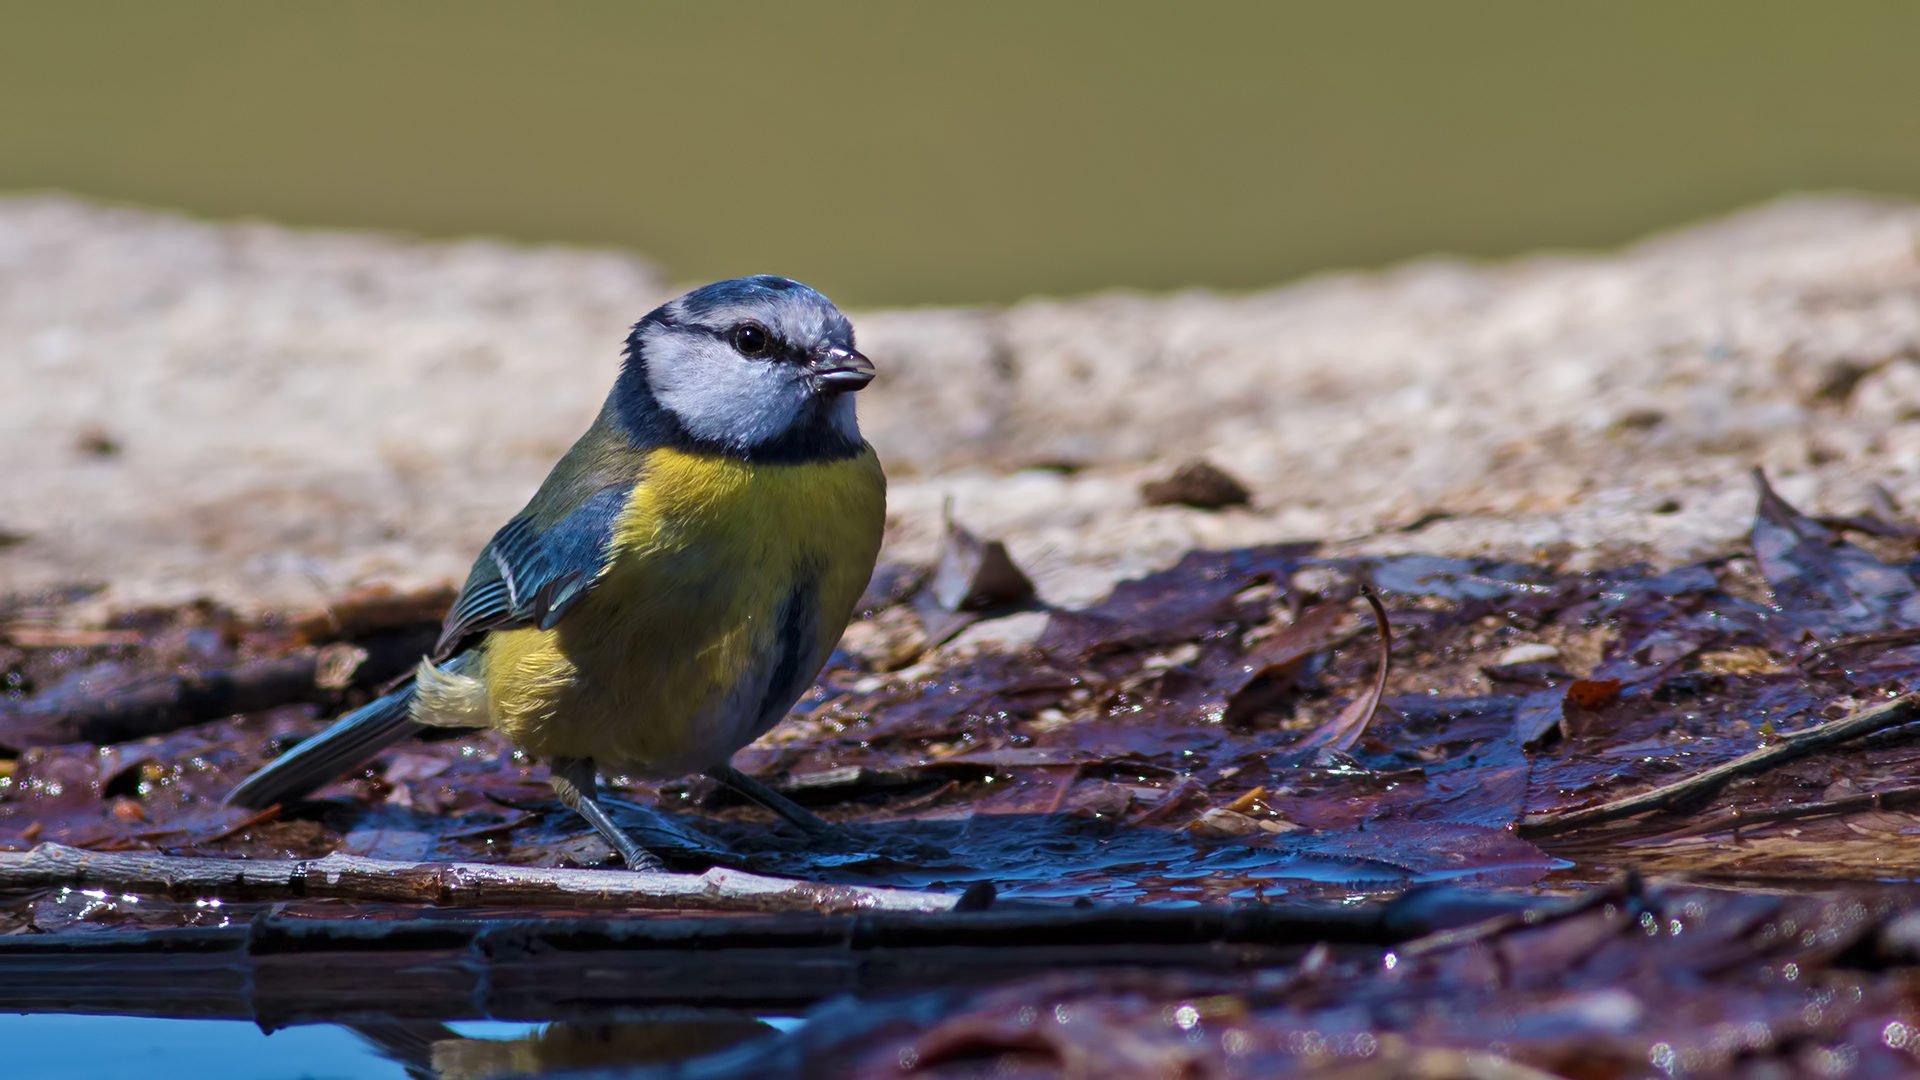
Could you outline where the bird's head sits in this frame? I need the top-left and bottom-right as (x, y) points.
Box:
(616, 276), (873, 461)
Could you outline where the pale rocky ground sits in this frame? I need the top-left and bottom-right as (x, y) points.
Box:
(4, 193), (1920, 626)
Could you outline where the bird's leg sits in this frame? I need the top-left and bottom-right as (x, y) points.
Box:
(549, 756), (664, 872)
(706, 762), (841, 844)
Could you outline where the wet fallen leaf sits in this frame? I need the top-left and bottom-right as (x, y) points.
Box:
(1564, 678), (1622, 711)
(913, 510), (1039, 645)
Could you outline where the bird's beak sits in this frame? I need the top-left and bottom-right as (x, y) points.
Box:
(813, 347), (875, 392)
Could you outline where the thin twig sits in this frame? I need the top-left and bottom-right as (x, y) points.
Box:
(875, 780), (959, 818)
(1519, 693), (1920, 838)
(1799, 628), (1920, 670)
(1620, 784), (1920, 845)
(0, 842), (956, 914)
(195, 805), (282, 845)
(440, 812), (540, 841)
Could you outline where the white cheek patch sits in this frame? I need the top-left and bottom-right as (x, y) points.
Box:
(642, 326), (812, 448)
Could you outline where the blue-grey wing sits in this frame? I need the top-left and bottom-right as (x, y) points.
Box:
(433, 484), (631, 658)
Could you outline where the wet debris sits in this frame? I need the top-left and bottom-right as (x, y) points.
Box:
(1139, 459), (1252, 510)
(0, 470), (1919, 916)
(7, 469), (1920, 1071)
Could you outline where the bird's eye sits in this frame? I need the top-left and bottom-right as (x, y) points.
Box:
(731, 323), (772, 358)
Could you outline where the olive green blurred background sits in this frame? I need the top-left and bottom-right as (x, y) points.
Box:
(3, 1), (1918, 307)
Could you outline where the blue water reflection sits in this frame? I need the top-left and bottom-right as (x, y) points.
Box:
(3, 1015), (412, 1080)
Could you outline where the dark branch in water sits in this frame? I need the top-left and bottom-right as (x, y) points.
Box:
(0, 843), (956, 915)
(0, 890), (1531, 1024)
(1520, 692), (1920, 838)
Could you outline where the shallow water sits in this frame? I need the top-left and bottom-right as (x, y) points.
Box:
(3, 1015), (816, 1080)
(4, 1015), (415, 1080)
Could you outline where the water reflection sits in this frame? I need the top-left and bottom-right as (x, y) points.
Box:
(350, 1012), (781, 1079)
(0, 1012), (785, 1080)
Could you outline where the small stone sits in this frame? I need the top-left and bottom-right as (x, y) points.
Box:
(74, 425), (120, 457)
(1141, 460), (1251, 510)
(1496, 643), (1561, 666)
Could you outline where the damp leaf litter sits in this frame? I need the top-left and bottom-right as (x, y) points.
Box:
(8, 473), (1920, 1074)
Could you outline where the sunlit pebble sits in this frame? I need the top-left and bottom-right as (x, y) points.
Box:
(110, 798), (145, 822)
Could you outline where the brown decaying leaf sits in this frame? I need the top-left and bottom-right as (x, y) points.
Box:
(1564, 678), (1621, 711)
(913, 508), (1038, 643)
(1220, 599), (1350, 727)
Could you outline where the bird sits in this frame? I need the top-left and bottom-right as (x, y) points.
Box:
(228, 276), (886, 871)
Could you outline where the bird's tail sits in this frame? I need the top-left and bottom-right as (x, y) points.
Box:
(226, 679), (428, 810)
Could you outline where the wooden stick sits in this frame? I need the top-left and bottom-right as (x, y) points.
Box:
(1519, 693), (1920, 838)
(0, 843), (956, 915)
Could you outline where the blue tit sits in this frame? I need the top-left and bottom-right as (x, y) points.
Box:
(229, 276), (886, 870)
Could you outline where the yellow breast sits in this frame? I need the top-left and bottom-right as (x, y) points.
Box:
(480, 444), (885, 775)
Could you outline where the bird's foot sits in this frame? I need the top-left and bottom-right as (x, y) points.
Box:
(550, 755), (665, 872)
(706, 763), (847, 846)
